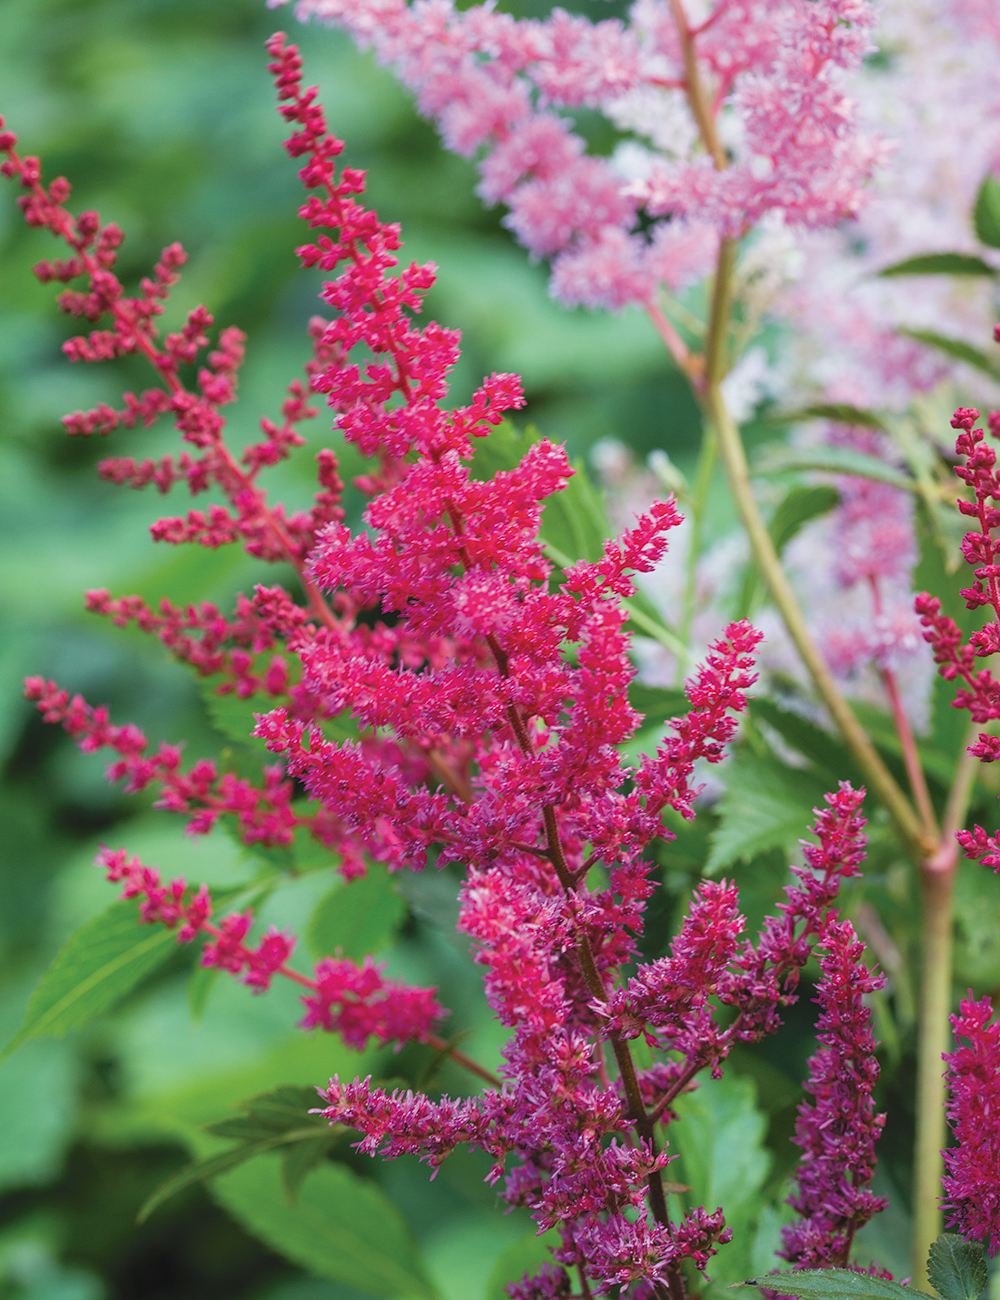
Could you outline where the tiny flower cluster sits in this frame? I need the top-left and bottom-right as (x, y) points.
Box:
(95, 846), (443, 1045)
(941, 995), (1000, 1255)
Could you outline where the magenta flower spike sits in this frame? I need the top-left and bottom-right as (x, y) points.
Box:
(941, 995), (1000, 1256)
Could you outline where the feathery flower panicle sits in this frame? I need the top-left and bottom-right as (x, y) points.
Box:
(94, 847), (443, 1046)
(2, 38), (890, 1295)
(271, 0), (880, 313)
(941, 995), (1000, 1254)
(780, 919), (887, 1269)
(917, 401), (1000, 869)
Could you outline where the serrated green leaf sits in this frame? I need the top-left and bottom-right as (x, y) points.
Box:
(877, 253), (996, 277)
(541, 453), (611, 566)
(753, 446), (915, 492)
(201, 681), (271, 752)
(974, 175), (1000, 249)
(282, 1135), (336, 1202)
(307, 866), (407, 961)
(138, 1139), (278, 1222)
(901, 329), (1000, 378)
(3, 900), (178, 1057)
(705, 751), (828, 876)
(213, 1157), (435, 1299)
(927, 1233), (988, 1300)
(739, 1270), (920, 1300)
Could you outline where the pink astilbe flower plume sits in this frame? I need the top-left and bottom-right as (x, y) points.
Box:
(1, 37), (892, 1296)
(942, 994), (1000, 1255)
(270, 0), (882, 316)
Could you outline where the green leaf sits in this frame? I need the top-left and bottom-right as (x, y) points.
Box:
(753, 446), (915, 492)
(213, 1157), (436, 1299)
(900, 329), (1000, 379)
(739, 486), (839, 616)
(769, 485), (840, 552)
(974, 175), (1000, 249)
(927, 1233), (989, 1300)
(705, 751), (828, 875)
(138, 1140), (279, 1223)
(282, 1136), (336, 1202)
(765, 403), (887, 430)
(187, 963), (220, 1022)
(3, 900), (178, 1057)
(541, 453), (611, 566)
(306, 866), (407, 961)
(747, 699), (861, 785)
(485, 1229), (562, 1300)
(672, 1074), (772, 1286)
(201, 680), (270, 752)
(628, 683), (690, 730)
(877, 253), (996, 277)
(739, 1270), (920, 1300)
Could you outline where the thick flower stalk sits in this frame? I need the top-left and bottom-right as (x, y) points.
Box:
(941, 995), (1000, 1255)
(1, 35), (892, 1296)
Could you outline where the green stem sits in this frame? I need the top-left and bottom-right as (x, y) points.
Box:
(911, 733), (978, 1287)
(912, 860), (955, 1289)
(677, 425), (718, 681)
(699, 251), (930, 860)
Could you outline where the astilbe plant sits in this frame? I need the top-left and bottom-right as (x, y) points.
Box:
(0, 35), (895, 1299)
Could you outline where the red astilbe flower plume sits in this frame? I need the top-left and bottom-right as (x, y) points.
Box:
(95, 847), (443, 1049)
(942, 994), (1000, 1255)
(916, 400), (1000, 869)
(2, 36), (891, 1296)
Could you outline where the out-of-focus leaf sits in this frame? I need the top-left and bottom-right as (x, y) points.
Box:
(974, 175), (1000, 249)
(628, 683), (689, 730)
(738, 485), (839, 615)
(187, 962), (220, 1022)
(3, 900), (178, 1056)
(900, 329), (1000, 378)
(705, 751), (828, 875)
(672, 1074), (772, 1286)
(953, 857), (1000, 988)
(213, 1158), (436, 1298)
(764, 403), (887, 430)
(140, 1085), (338, 1220)
(877, 253), (996, 277)
(306, 866), (407, 960)
(739, 1271), (919, 1300)
(0, 1038), (78, 1193)
(541, 453), (610, 565)
(485, 1229), (562, 1300)
(747, 698), (861, 785)
(768, 485), (840, 551)
(753, 446), (914, 491)
(926, 1233), (988, 1300)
